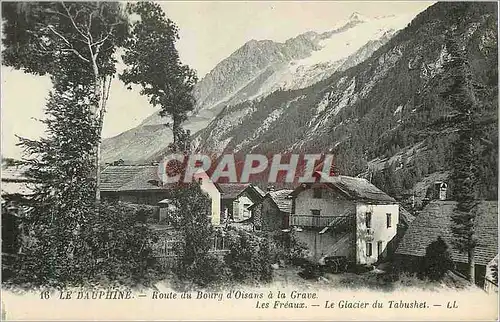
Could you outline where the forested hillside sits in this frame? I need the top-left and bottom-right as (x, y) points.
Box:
(101, 12), (418, 164)
(195, 2), (498, 202)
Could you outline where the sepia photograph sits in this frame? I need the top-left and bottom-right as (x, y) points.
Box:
(1, 1), (498, 320)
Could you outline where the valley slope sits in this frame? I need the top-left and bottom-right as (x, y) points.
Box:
(101, 12), (420, 164)
(194, 2), (498, 200)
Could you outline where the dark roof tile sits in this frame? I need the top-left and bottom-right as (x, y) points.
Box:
(218, 183), (251, 199)
(396, 200), (498, 266)
(101, 165), (164, 192)
(292, 173), (396, 203)
(269, 189), (293, 213)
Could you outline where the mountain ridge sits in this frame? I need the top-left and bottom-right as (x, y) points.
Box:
(102, 12), (418, 163)
(193, 2), (498, 200)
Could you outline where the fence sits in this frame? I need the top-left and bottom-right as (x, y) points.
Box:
(290, 214), (352, 228)
(152, 231), (229, 268)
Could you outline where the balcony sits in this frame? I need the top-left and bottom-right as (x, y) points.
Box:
(290, 214), (352, 228)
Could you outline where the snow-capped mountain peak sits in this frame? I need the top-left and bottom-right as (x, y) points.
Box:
(348, 11), (369, 23)
(102, 10), (423, 163)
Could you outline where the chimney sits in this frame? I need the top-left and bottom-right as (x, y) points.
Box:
(438, 182), (447, 200)
(267, 185), (275, 192)
(432, 181), (447, 201)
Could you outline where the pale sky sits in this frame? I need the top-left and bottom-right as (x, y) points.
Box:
(1, 1), (434, 159)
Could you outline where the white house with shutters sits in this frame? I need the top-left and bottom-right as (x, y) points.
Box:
(289, 171), (400, 265)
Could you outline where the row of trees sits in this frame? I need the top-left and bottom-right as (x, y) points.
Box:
(1, 2), (197, 287)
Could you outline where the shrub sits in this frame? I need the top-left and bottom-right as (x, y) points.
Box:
(288, 230), (310, 265)
(123, 203), (159, 224)
(192, 252), (233, 288)
(82, 202), (162, 287)
(257, 238), (274, 282)
(224, 228), (275, 283)
(8, 201), (162, 289)
(170, 183), (231, 288)
(165, 183), (279, 288)
(394, 271), (432, 290)
(420, 236), (454, 281)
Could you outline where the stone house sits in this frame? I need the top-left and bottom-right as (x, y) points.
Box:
(289, 172), (400, 265)
(249, 189), (293, 231)
(1, 164), (35, 255)
(101, 165), (223, 225)
(395, 200), (498, 289)
(100, 165), (169, 205)
(217, 183), (265, 223)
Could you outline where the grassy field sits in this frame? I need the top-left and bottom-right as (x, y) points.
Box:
(156, 262), (476, 294)
(268, 264), (475, 292)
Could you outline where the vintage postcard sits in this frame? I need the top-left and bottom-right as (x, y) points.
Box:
(1, 1), (498, 321)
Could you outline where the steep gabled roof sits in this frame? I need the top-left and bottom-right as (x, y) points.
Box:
(253, 185), (266, 198)
(1, 165), (36, 197)
(399, 207), (416, 227)
(268, 189), (294, 213)
(1, 165), (35, 182)
(217, 183), (264, 202)
(396, 200), (498, 266)
(101, 165), (165, 192)
(290, 172), (396, 204)
(217, 183), (251, 199)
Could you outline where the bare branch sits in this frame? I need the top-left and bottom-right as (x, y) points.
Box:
(47, 25), (71, 46)
(100, 46), (115, 54)
(60, 49), (90, 63)
(43, 24), (90, 63)
(103, 76), (112, 107)
(87, 11), (94, 43)
(73, 8), (84, 21)
(90, 31), (111, 47)
(61, 2), (89, 42)
(480, 137), (494, 147)
(32, 46), (89, 63)
(44, 9), (71, 20)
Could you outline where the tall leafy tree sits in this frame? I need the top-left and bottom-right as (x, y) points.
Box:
(2, 2), (129, 201)
(11, 85), (159, 288)
(120, 1), (197, 154)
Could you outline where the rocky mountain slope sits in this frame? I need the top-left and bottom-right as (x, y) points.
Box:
(194, 2), (498, 199)
(101, 12), (419, 163)
(190, 13), (416, 118)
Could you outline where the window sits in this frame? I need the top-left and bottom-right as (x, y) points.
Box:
(366, 242), (373, 257)
(386, 213), (392, 228)
(311, 209), (321, 226)
(377, 241), (383, 256)
(138, 195), (153, 205)
(243, 203), (251, 218)
(365, 212), (372, 229)
(313, 188), (322, 199)
(282, 214), (290, 229)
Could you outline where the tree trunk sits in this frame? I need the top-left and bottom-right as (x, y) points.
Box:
(172, 118), (180, 153)
(91, 60), (104, 204)
(468, 247), (475, 284)
(95, 140), (101, 202)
